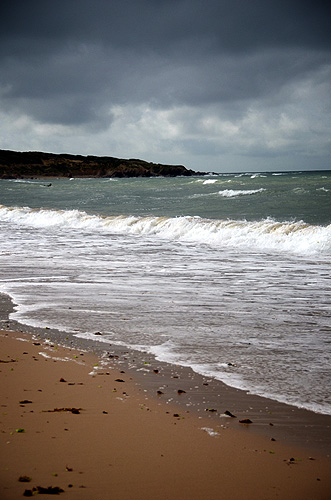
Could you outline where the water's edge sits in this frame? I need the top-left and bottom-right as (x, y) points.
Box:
(1, 292), (330, 456)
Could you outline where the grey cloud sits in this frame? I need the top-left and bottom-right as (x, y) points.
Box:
(1, 0), (330, 52)
(0, 0), (330, 170)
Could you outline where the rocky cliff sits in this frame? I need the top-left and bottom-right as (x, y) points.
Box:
(0, 150), (202, 178)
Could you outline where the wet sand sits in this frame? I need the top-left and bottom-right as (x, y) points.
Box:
(1, 328), (330, 500)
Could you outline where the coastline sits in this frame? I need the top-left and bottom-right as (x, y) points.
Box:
(1, 293), (330, 455)
(1, 294), (331, 499)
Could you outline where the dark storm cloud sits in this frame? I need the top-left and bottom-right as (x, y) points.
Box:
(0, 0), (330, 170)
(2, 0), (330, 51)
(1, 2), (330, 107)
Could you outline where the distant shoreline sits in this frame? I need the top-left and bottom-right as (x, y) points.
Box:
(0, 149), (207, 179)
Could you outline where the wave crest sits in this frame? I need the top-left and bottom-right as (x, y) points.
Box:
(218, 188), (266, 197)
(0, 204), (330, 255)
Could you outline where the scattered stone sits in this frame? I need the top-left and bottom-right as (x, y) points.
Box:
(94, 332), (102, 335)
(224, 410), (236, 418)
(102, 411), (108, 414)
(173, 414), (180, 417)
(37, 486), (65, 494)
(153, 369), (159, 374)
(205, 408), (217, 412)
(239, 419), (253, 424)
(115, 379), (125, 382)
(32, 343), (41, 346)
(59, 378), (66, 382)
(18, 476), (32, 482)
(43, 407), (82, 414)
(157, 391), (164, 395)
(19, 400), (32, 405)
(65, 465), (73, 472)
(177, 389), (186, 395)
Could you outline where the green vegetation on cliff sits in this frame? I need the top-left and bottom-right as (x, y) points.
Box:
(0, 150), (201, 178)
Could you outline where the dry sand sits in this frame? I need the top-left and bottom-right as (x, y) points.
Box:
(1, 329), (330, 499)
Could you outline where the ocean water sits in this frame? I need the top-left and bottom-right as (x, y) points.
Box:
(0, 171), (330, 414)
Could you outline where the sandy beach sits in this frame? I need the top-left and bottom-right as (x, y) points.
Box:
(1, 327), (330, 500)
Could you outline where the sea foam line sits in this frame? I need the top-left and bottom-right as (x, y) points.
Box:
(0, 204), (330, 255)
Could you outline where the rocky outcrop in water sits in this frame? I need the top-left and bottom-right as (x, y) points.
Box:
(0, 150), (202, 178)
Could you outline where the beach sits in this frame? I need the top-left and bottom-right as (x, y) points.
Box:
(1, 325), (330, 500)
(0, 173), (330, 498)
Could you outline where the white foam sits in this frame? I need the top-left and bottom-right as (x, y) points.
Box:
(201, 427), (220, 437)
(218, 188), (266, 197)
(0, 205), (330, 256)
(202, 179), (218, 184)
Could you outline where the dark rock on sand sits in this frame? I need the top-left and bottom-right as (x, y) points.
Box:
(224, 410), (237, 418)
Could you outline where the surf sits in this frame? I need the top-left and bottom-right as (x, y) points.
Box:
(0, 204), (329, 256)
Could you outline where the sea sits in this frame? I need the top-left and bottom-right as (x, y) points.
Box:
(0, 170), (330, 415)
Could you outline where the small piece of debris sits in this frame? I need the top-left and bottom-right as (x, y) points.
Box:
(18, 476), (32, 482)
(59, 378), (66, 382)
(24, 486), (65, 496)
(224, 410), (236, 418)
(19, 400), (33, 405)
(157, 390), (164, 395)
(177, 389), (186, 395)
(43, 407), (82, 414)
(115, 379), (125, 382)
(239, 419), (253, 424)
(205, 408), (217, 413)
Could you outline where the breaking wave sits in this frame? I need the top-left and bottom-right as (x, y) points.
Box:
(0, 204), (330, 256)
(218, 188), (266, 197)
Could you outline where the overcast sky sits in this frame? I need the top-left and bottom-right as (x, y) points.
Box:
(1, 0), (330, 172)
